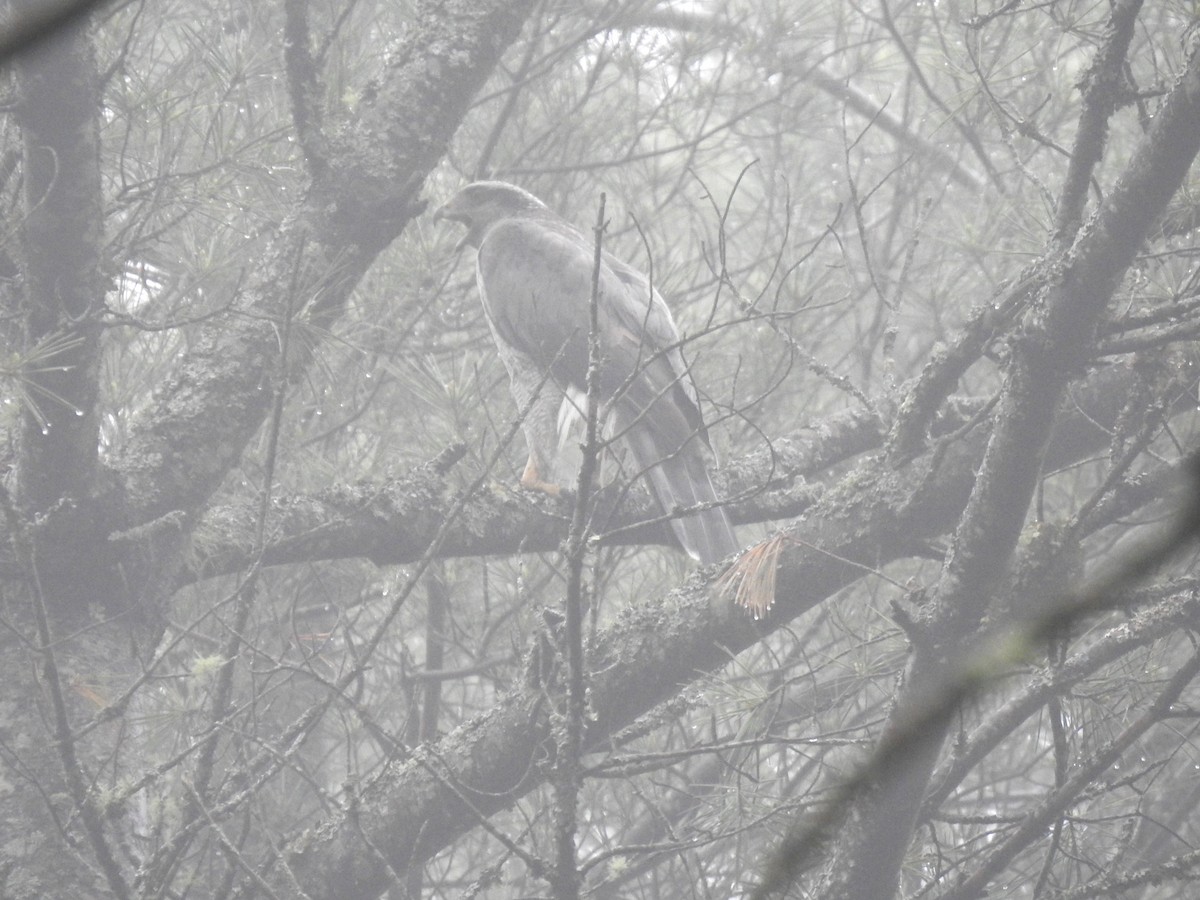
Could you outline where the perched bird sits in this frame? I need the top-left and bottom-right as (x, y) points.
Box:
(434, 181), (739, 564)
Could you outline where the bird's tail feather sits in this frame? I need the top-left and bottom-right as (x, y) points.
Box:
(620, 416), (739, 565)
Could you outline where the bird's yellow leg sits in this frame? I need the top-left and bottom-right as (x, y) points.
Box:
(520, 454), (561, 497)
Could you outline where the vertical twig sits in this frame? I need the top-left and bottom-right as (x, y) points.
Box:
(419, 563), (447, 745)
(551, 192), (607, 900)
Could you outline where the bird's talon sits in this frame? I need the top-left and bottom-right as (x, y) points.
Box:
(520, 456), (562, 496)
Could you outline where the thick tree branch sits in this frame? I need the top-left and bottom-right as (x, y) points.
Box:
(105, 0), (537, 527)
(280, 355), (1162, 898)
(92, 0), (538, 607)
(807, 26), (1200, 900)
(178, 360), (1177, 584)
(12, 3), (104, 517)
(0, 0), (109, 66)
(1051, 0), (1143, 248)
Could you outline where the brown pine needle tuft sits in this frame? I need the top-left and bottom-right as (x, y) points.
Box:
(716, 533), (788, 620)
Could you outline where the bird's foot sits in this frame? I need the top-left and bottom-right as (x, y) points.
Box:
(520, 457), (562, 497)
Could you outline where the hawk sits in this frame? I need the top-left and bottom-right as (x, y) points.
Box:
(435, 181), (738, 564)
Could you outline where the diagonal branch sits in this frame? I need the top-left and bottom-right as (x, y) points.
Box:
(795, 24), (1200, 900)
(280, 356), (1160, 899)
(95, 0), (540, 605)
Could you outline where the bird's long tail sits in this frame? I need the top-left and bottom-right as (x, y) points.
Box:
(618, 414), (739, 565)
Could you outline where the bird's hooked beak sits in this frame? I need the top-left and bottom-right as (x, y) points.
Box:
(432, 202), (471, 253)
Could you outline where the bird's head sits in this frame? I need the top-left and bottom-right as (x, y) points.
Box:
(433, 181), (547, 251)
